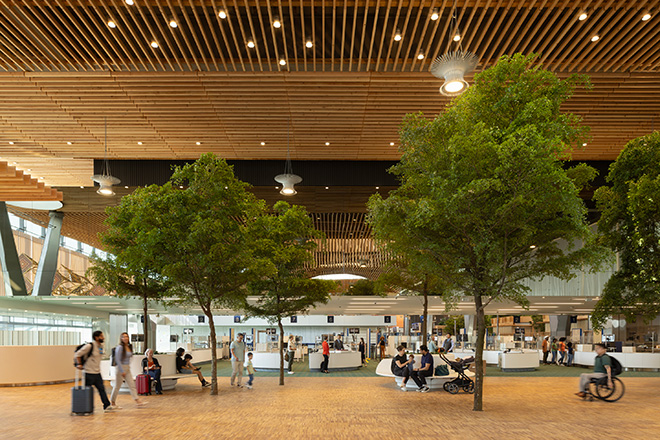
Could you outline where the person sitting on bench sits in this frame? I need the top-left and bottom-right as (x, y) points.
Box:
(175, 347), (210, 387)
(142, 348), (163, 395)
(410, 345), (433, 393)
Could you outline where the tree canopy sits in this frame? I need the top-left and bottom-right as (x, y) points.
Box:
(592, 131), (660, 329)
(368, 53), (609, 411)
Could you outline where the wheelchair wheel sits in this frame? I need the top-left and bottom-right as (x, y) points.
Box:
(595, 377), (625, 402)
(463, 382), (474, 394)
(446, 382), (459, 394)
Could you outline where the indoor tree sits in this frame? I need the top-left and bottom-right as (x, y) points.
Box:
(243, 201), (335, 385)
(592, 131), (660, 329)
(368, 54), (609, 411)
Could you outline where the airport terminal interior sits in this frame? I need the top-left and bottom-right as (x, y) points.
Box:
(1, 1), (660, 439)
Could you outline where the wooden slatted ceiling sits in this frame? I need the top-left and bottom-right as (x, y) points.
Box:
(0, 70), (658, 188)
(0, 160), (63, 201)
(0, 1), (657, 73)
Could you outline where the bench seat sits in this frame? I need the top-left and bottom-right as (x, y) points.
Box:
(375, 355), (475, 390)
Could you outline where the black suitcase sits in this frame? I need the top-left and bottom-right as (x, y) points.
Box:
(71, 369), (94, 416)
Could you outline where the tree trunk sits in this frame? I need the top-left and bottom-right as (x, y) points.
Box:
(473, 293), (486, 411)
(142, 294), (148, 353)
(207, 310), (218, 395)
(278, 317), (285, 386)
(422, 276), (428, 346)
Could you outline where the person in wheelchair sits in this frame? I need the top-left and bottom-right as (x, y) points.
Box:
(575, 343), (612, 398)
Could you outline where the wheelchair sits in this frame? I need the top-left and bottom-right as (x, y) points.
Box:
(585, 376), (625, 402)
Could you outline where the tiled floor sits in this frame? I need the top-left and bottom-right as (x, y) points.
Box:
(1, 376), (659, 439)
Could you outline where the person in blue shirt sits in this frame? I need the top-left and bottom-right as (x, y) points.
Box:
(410, 345), (433, 393)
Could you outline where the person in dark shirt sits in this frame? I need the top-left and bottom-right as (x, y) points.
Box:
(391, 345), (413, 392)
(175, 347), (209, 387)
(334, 334), (344, 350)
(410, 345), (433, 393)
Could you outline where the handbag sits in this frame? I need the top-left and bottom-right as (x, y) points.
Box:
(284, 353), (289, 362)
(434, 365), (449, 376)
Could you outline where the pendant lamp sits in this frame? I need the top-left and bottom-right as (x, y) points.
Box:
(91, 117), (120, 196)
(274, 122), (301, 195)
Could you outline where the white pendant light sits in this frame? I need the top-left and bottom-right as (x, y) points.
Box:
(430, 0), (479, 97)
(91, 117), (121, 196)
(274, 122), (302, 195)
(431, 51), (479, 96)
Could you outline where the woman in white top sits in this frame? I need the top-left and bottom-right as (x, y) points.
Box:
(287, 335), (296, 375)
(110, 332), (146, 409)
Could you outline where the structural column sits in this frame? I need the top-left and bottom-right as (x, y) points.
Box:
(549, 315), (571, 338)
(0, 202), (28, 296)
(32, 211), (64, 296)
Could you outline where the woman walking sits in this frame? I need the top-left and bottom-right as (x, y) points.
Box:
(358, 338), (367, 365)
(110, 332), (146, 409)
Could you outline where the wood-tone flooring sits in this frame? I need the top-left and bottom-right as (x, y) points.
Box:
(1, 376), (659, 440)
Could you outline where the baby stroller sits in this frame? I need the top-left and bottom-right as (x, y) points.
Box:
(438, 351), (475, 394)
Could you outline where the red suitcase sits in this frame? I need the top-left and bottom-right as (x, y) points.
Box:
(136, 374), (151, 395)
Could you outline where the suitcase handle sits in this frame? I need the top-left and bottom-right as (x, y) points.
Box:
(74, 367), (86, 389)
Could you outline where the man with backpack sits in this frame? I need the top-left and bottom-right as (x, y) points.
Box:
(575, 343), (613, 398)
(74, 330), (113, 412)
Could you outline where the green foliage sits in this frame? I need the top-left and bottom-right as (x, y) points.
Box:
(530, 314), (546, 333)
(367, 53), (610, 411)
(592, 131), (660, 329)
(345, 279), (384, 296)
(441, 315), (464, 334)
(244, 201), (335, 385)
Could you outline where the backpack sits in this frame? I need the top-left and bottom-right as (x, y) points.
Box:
(74, 342), (94, 367)
(110, 346), (118, 366)
(435, 365), (449, 376)
(608, 355), (623, 376)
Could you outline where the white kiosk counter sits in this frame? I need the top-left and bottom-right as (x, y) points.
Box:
(498, 350), (540, 372)
(251, 352), (284, 371)
(309, 350), (362, 371)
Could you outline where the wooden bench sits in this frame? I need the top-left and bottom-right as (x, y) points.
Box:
(375, 354), (475, 390)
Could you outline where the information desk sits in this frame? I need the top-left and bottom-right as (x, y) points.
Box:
(251, 352), (285, 371)
(498, 350), (540, 371)
(309, 350), (362, 371)
(574, 350), (660, 371)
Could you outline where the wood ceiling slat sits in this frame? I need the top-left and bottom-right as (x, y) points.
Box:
(277, 0), (290, 68)
(299, 0), (307, 70)
(6, 0), (62, 71)
(374, 0), (393, 71)
(255, 0), (274, 71)
(70, 0), (124, 71)
(204, 1), (228, 70)
(478, 0), (514, 67)
(0, 6), (46, 71)
(178, 0), (209, 70)
(310, 0), (316, 69)
(356, 0), (369, 70)
(230, 0), (254, 70)
(544, 0), (600, 71)
(53, 0), (105, 70)
(348, 0), (358, 70)
(288, 0), (299, 70)
(364, 0), (380, 71)
(492, 0), (535, 63)
(136, 0), (175, 71)
(392, 0), (412, 70)
(330, 0), (336, 70)
(381, 0), (402, 71)
(401, 0), (427, 71)
(418, 0), (445, 70)
(617, 17), (660, 72)
(506, 0), (544, 54)
(409, 0), (437, 71)
(117, 0), (165, 70)
(514, 0), (562, 59)
(105, 0), (154, 71)
(92, 0), (140, 70)
(339, 0), (347, 71)
(213, 0), (236, 70)
(192, 0), (220, 70)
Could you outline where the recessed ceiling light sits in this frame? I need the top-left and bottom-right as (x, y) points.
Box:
(394, 31), (402, 41)
(218, 10), (227, 19)
(179, 185), (184, 189)
(247, 40), (255, 48)
(67, 141), (73, 145)
(417, 53), (424, 60)
(196, 141), (201, 145)
(578, 12), (588, 21)
(124, 186), (129, 189)
(431, 11), (439, 21)
(591, 35), (599, 42)
(80, 186), (84, 188)
(169, 20), (178, 28)
(325, 142), (330, 146)
(390, 142), (395, 146)
(325, 186), (329, 190)
(530, 245), (536, 249)
(642, 13), (652, 21)
(275, 186), (279, 189)
(306, 40), (313, 48)
(137, 141), (143, 145)
(279, 59), (286, 65)
(125, 0), (134, 5)
(583, 142), (587, 146)
(453, 34), (461, 42)
(27, 168), (31, 171)
(273, 20), (281, 28)
(375, 186), (380, 190)
(260, 141), (265, 146)
(8, 141), (14, 145)
(107, 20), (117, 28)
(151, 41), (159, 48)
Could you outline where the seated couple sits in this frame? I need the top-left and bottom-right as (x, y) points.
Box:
(176, 347), (210, 387)
(391, 345), (433, 393)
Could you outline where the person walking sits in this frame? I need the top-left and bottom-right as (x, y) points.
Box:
(73, 330), (113, 412)
(378, 336), (386, 360)
(321, 336), (330, 373)
(110, 332), (146, 409)
(558, 338), (567, 365)
(443, 334), (455, 353)
(142, 348), (163, 395)
(428, 336), (437, 354)
(245, 352), (256, 389)
(358, 337), (366, 365)
(566, 341), (575, 367)
(551, 338), (558, 365)
(542, 336), (550, 364)
(230, 333), (246, 387)
(287, 335), (296, 375)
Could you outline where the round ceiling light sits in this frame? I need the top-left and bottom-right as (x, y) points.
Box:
(431, 51), (479, 97)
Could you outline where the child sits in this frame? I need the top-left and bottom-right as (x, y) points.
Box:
(245, 352), (256, 389)
(407, 354), (415, 374)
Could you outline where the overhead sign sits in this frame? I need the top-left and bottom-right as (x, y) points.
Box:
(348, 328), (360, 334)
(183, 328), (193, 335)
(266, 328), (277, 335)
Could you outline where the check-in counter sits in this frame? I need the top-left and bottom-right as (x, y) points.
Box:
(251, 352), (284, 371)
(574, 350), (660, 370)
(498, 350), (540, 371)
(308, 350), (362, 371)
(453, 349), (500, 365)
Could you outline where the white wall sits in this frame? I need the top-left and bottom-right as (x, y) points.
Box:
(0, 345), (77, 385)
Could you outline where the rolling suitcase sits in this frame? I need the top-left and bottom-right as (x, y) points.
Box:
(136, 374), (151, 395)
(71, 369), (94, 416)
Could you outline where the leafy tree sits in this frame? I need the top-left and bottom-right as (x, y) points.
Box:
(530, 314), (546, 336)
(244, 201), (335, 385)
(345, 279), (384, 296)
(113, 154), (265, 395)
(592, 132), (660, 328)
(367, 54), (609, 411)
(441, 315), (465, 335)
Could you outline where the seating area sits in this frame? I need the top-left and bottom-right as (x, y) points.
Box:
(375, 354), (475, 390)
